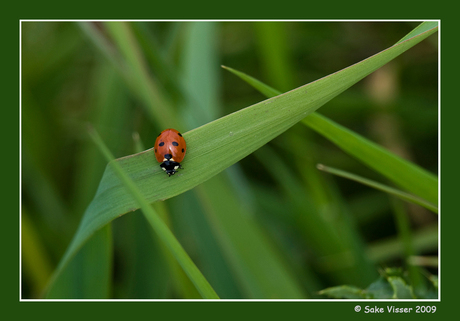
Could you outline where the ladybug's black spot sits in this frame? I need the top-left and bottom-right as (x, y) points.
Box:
(154, 149), (157, 153)
(159, 142), (165, 147)
(178, 132), (182, 137)
(172, 141), (179, 146)
(164, 153), (172, 160)
(181, 148), (184, 153)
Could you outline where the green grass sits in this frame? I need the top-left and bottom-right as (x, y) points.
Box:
(316, 164), (437, 213)
(21, 21), (438, 299)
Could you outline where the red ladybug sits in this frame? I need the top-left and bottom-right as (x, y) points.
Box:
(154, 128), (187, 176)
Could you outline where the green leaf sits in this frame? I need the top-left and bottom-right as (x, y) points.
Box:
(366, 276), (394, 299)
(388, 277), (415, 299)
(45, 23), (438, 296)
(319, 285), (367, 299)
(319, 269), (417, 299)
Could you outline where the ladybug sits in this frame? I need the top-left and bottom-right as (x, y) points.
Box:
(154, 128), (187, 176)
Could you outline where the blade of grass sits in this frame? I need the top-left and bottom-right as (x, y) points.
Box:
(46, 23), (437, 294)
(317, 164), (437, 213)
(395, 21), (439, 44)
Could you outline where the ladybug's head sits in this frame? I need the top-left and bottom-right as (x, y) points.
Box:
(160, 160), (182, 176)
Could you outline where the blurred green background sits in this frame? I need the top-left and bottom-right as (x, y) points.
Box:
(21, 21), (438, 299)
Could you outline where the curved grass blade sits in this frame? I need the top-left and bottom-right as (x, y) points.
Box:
(46, 23), (437, 295)
(317, 164), (437, 213)
(304, 114), (438, 206)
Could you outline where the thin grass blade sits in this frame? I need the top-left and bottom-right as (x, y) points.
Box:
(317, 164), (437, 213)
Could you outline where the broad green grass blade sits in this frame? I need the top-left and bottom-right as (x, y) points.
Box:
(222, 22), (438, 206)
(317, 164), (437, 213)
(46, 23), (437, 295)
